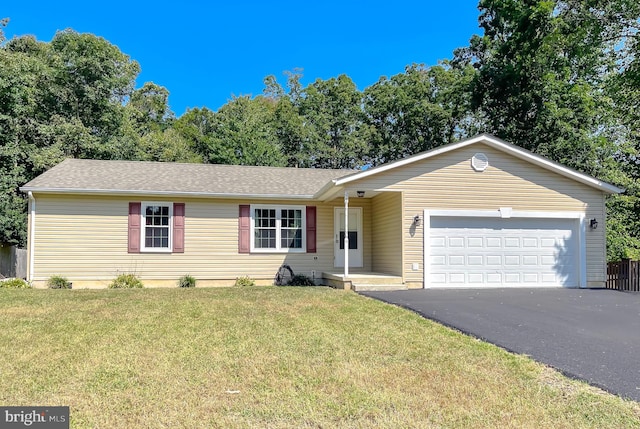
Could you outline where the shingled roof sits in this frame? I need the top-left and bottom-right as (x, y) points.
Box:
(21, 159), (354, 198)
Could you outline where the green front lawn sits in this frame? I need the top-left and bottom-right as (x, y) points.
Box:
(0, 287), (638, 428)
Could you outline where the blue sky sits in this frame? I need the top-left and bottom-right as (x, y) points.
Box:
(4, 1), (482, 116)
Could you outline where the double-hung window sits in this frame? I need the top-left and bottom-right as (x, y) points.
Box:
(251, 205), (306, 252)
(141, 202), (173, 252)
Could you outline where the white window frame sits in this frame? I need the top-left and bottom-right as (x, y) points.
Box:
(140, 202), (173, 253)
(250, 204), (307, 253)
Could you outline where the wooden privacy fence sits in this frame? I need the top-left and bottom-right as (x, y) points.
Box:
(606, 259), (640, 292)
(0, 245), (27, 279)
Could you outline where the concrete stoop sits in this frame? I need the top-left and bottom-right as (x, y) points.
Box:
(322, 272), (406, 291)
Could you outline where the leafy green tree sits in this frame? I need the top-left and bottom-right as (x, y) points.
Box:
(364, 63), (478, 164)
(0, 30), (141, 245)
(262, 72), (312, 168)
(298, 75), (369, 169)
(0, 18), (8, 43)
(455, 0), (640, 260)
(136, 128), (202, 163)
(128, 82), (174, 134)
(198, 96), (285, 166)
(173, 107), (218, 163)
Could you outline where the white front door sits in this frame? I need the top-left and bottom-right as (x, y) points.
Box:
(334, 207), (363, 268)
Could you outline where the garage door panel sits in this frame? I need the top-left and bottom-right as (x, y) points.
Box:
(504, 273), (521, 283)
(428, 217), (579, 288)
(431, 237), (446, 247)
(504, 255), (520, 265)
(504, 237), (521, 247)
(486, 255), (502, 265)
(449, 273), (465, 283)
(468, 237), (483, 247)
(540, 238), (557, 247)
(487, 272), (502, 282)
(449, 237), (465, 247)
(486, 237), (502, 247)
(469, 273), (484, 283)
(450, 255), (465, 265)
(430, 255), (446, 265)
(468, 255), (483, 265)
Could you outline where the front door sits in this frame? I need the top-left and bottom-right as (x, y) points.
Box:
(334, 207), (363, 267)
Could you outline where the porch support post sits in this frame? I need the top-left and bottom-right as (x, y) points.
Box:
(344, 190), (349, 279)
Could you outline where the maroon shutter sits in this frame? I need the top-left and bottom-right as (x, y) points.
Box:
(239, 205), (251, 253)
(306, 206), (316, 253)
(173, 203), (185, 253)
(128, 202), (141, 253)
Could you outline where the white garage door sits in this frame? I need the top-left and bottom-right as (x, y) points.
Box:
(428, 217), (579, 288)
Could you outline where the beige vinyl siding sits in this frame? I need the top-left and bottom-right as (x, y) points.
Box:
(348, 143), (607, 287)
(371, 192), (403, 276)
(32, 195), (372, 286)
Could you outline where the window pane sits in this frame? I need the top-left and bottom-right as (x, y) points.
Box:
(339, 231), (358, 250)
(282, 228), (302, 248)
(255, 228), (276, 249)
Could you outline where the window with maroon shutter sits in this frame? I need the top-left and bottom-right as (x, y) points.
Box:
(247, 204), (308, 253)
(306, 206), (316, 253)
(131, 202), (182, 253)
(128, 202), (141, 253)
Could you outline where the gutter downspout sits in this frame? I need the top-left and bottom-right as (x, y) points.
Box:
(28, 191), (35, 282)
(344, 191), (349, 279)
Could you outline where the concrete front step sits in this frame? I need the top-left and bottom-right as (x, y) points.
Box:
(352, 283), (408, 292)
(321, 272), (405, 290)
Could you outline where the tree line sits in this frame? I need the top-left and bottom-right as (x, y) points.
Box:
(1, 0), (639, 260)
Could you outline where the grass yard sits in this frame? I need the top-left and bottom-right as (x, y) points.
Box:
(0, 287), (639, 428)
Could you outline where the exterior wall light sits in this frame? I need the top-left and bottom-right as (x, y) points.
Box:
(357, 190), (365, 198)
(413, 214), (421, 227)
(590, 218), (598, 229)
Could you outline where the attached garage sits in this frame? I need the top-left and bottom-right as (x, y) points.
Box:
(425, 212), (583, 288)
(326, 134), (623, 290)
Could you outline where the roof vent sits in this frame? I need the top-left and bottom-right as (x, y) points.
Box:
(471, 153), (489, 172)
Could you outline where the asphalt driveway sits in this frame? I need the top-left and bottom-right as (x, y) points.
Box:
(361, 288), (640, 401)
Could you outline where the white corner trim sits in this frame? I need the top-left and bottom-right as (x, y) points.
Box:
(579, 214), (587, 288)
(28, 192), (35, 282)
(423, 209), (430, 289)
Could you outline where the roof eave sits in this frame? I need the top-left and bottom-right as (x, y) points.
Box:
(18, 187), (317, 200)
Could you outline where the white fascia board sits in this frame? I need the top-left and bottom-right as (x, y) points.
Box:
(18, 187), (316, 200)
(313, 179), (340, 200)
(332, 133), (623, 195)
